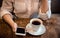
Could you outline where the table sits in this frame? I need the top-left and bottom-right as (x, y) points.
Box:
(0, 14), (60, 38)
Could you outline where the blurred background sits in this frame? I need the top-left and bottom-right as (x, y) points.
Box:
(51, 0), (60, 14)
(0, 0), (60, 14)
(0, 0), (60, 38)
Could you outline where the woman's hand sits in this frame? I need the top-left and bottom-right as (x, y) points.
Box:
(11, 23), (18, 32)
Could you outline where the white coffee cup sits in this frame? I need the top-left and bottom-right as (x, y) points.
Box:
(30, 18), (43, 32)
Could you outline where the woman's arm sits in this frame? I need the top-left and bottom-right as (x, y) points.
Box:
(39, 0), (49, 13)
(38, 0), (51, 20)
(3, 14), (17, 32)
(1, 0), (17, 32)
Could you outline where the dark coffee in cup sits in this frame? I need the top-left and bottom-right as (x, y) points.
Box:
(32, 21), (41, 25)
(30, 18), (43, 32)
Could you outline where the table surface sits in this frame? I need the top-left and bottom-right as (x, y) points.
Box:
(0, 14), (60, 38)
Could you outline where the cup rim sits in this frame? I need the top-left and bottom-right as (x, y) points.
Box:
(30, 18), (43, 25)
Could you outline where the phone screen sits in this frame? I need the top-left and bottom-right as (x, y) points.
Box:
(16, 28), (25, 34)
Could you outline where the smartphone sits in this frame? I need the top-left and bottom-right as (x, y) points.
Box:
(15, 27), (26, 36)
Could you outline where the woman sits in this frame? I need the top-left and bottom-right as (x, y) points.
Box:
(0, 0), (51, 32)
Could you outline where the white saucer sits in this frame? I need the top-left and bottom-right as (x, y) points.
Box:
(26, 23), (46, 36)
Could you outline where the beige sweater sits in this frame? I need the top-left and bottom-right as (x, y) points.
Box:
(0, 0), (41, 18)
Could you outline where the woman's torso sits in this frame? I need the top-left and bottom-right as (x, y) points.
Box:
(13, 0), (40, 18)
